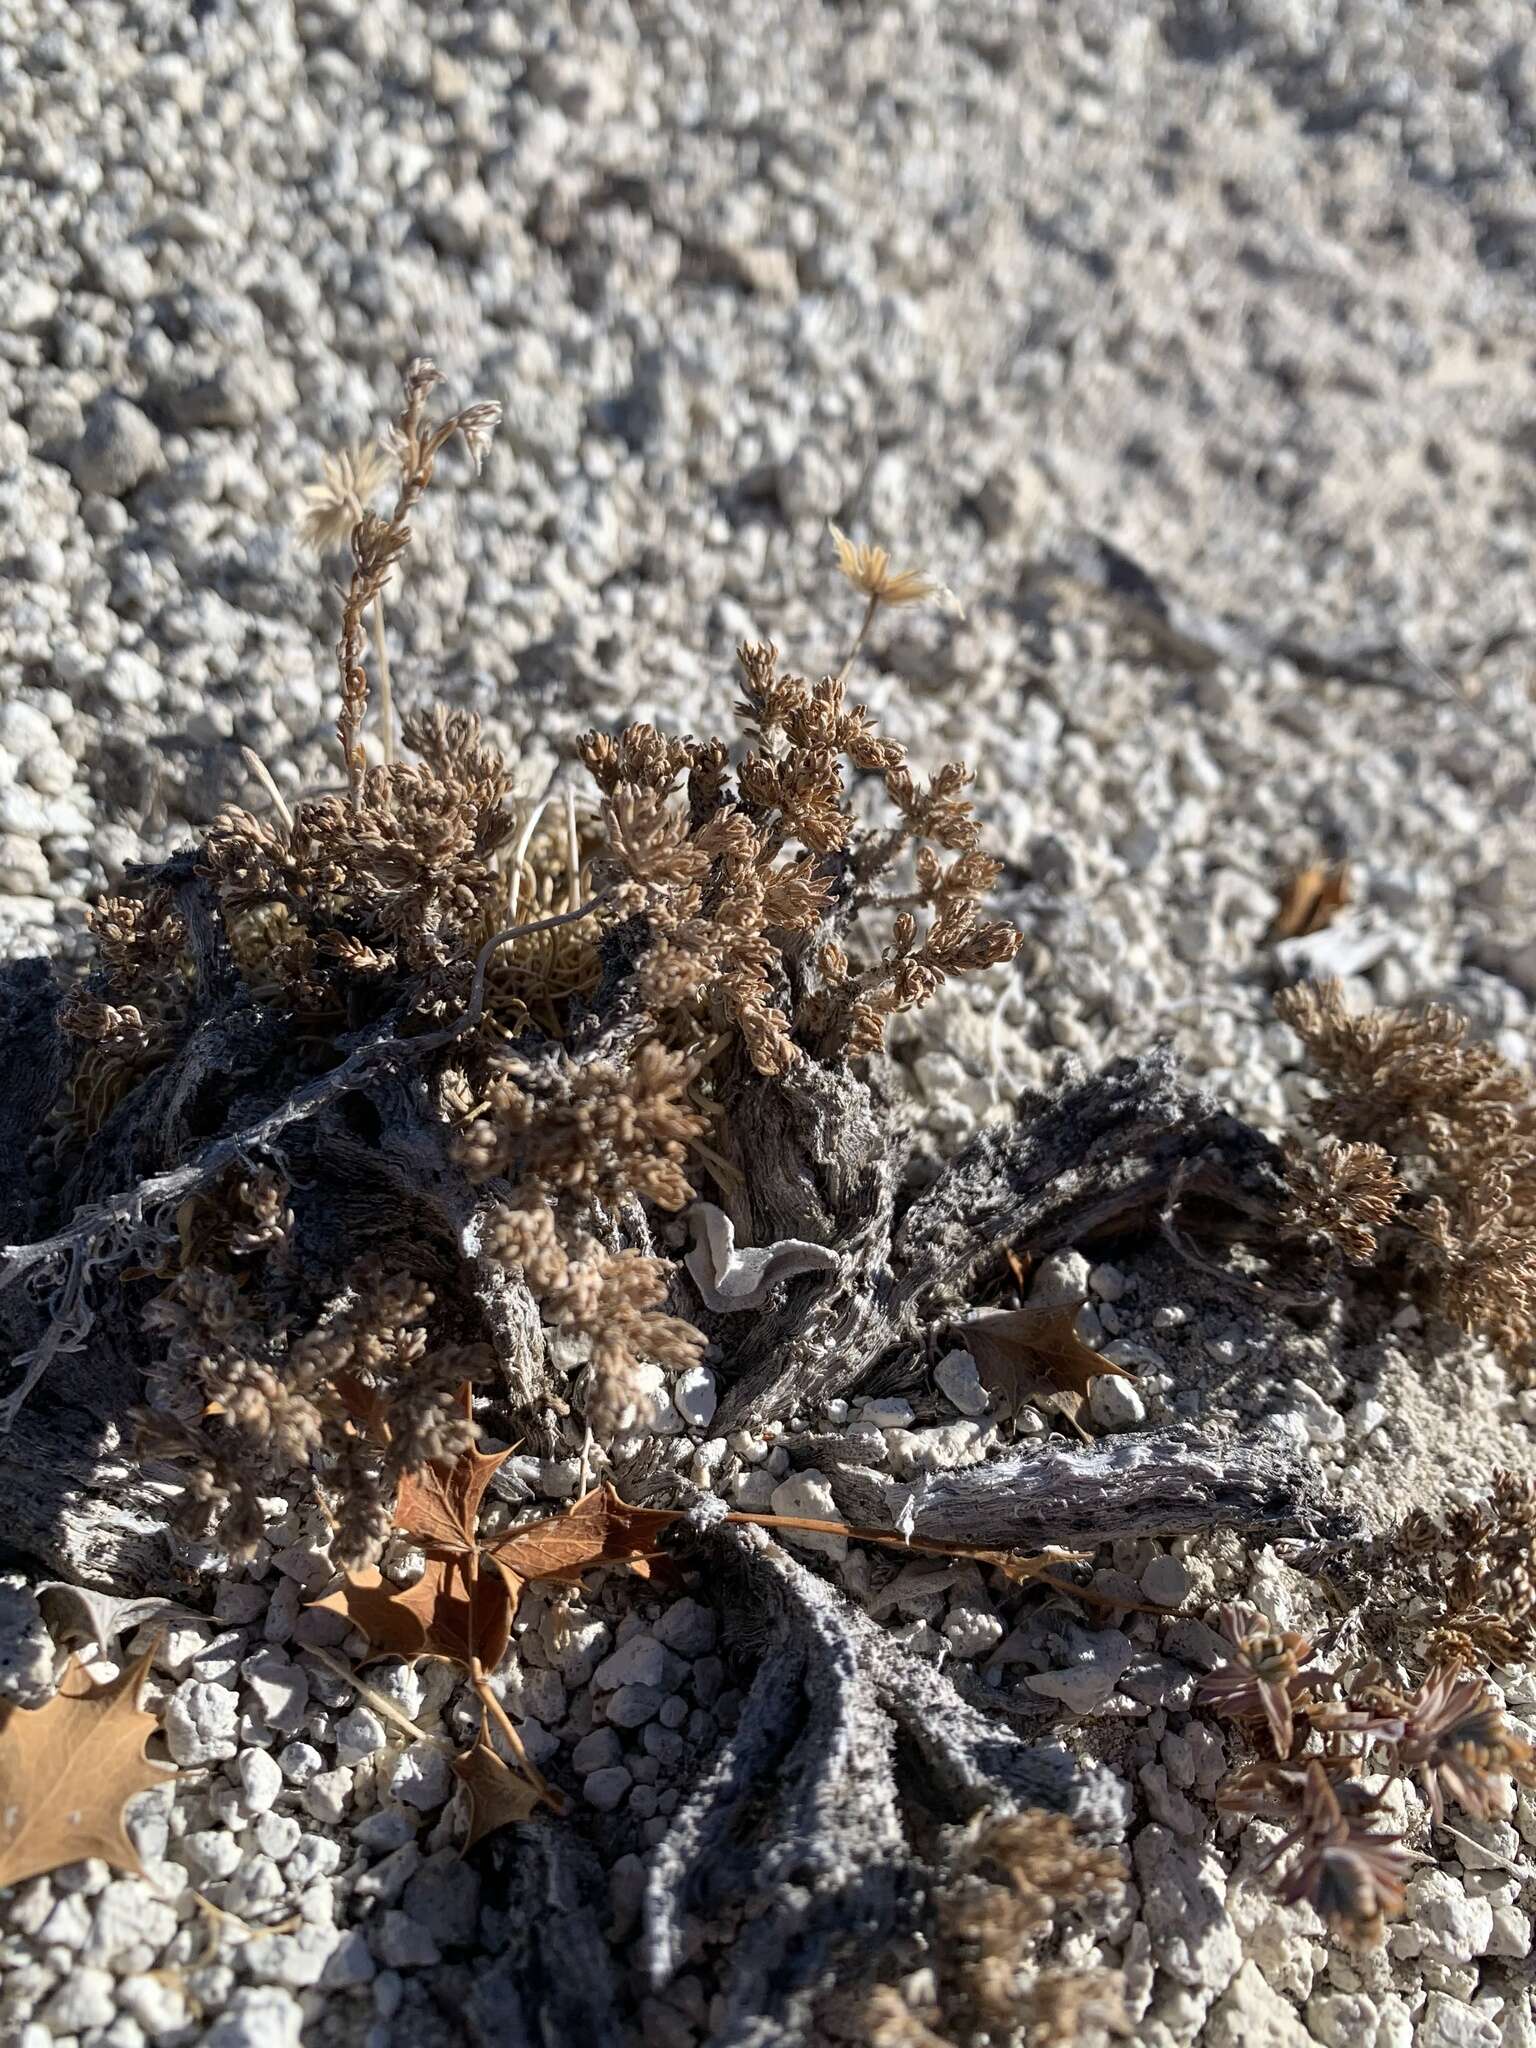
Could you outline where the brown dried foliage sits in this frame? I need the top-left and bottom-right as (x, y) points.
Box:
(1202, 1591), (1535, 1937)
(137, 1185), (487, 1567)
(484, 1206), (705, 1437)
(204, 702), (521, 1012)
(586, 644), (1017, 1076)
(58, 358), (1022, 1563)
(56, 889), (190, 1139)
(1278, 979), (1536, 1358)
(1382, 1471), (1536, 1674)
(869, 1810), (1125, 2047)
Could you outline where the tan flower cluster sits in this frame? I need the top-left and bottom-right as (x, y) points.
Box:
(139, 1184), (488, 1566)
(455, 1041), (707, 1213)
(587, 641), (1018, 1073)
(1278, 979), (1536, 1357)
(298, 438), (395, 553)
(869, 1810), (1124, 2047)
(56, 887), (190, 1138)
(204, 703), (520, 1008)
(1281, 1135), (1402, 1265)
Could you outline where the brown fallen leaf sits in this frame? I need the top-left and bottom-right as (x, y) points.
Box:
(332, 1379), (512, 1555)
(451, 1736), (550, 1851)
(482, 1484), (678, 1584)
(962, 1300), (1133, 1434)
(314, 1552), (515, 1673)
(0, 1642), (176, 1888)
(1004, 1247), (1035, 1293)
(1268, 862), (1350, 943)
(394, 1398), (514, 1554)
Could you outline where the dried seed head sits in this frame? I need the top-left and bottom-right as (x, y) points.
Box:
(828, 521), (958, 612)
(1391, 1667), (1535, 1822)
(298, 439), (394, 553)
(1199, 1603), (1317, 1757)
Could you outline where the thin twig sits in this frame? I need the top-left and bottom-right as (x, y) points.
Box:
(305, 1644), (454, 1753)
(835, 592), (880, 687)
(471, 1661), (552, 1799)
(370, 589), (393, 766)
(564, 784), (581, 915)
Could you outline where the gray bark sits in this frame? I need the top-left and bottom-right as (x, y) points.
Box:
(640, 1523), (1126, 2048)
(711, 1046), (1287, 1434)
(873, 1424), (1351, 1551)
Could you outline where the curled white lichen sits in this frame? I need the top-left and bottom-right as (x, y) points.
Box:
(684, 1201), (840, 1314)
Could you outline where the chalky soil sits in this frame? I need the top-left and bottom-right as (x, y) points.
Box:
(6, 4), (1536, 2048)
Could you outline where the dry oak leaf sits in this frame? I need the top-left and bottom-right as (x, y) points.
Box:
(452, 1737), (546, 1852)
(482, 1484), (679, 1586)
(313, 1486), (673, 1671)
(394, 1431), (514, 1554)
(0, 1642), (175, 1888)
(962, 1300), (1134, 1434)
(1268, 863), (1350, 943)
(334, 1377), (513, 1555)
(313, 1553), (516, 1673)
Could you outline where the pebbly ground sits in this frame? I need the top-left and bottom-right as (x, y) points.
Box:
(4, 2), (1536, 2045)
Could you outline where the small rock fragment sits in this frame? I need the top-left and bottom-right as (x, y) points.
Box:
(934, 1348), (990, 1417)
(69, 395), (163, 497)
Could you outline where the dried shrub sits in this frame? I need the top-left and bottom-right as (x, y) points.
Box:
(1380, 1471), (1536, 1673)
(1280, 1136), (1401, 1266)
(869, 1811), (1125, 2047)
(1277, 979), (1536, 1358)
(28, 358), (1021, 1557)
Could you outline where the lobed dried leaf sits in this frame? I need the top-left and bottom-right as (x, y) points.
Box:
(0, 1643), (175, 1888)
(962, 1301), (1133, 1436)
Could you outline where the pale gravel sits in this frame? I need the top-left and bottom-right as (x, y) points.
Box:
(5, 3), (1536, 2047)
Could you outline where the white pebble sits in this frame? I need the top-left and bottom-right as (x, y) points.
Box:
(583, 1765), (632, 1812)
(391, 1740), (452, 1811)
(769, 1472), (845, 1559)
(236, 1746), (284, 1814)
(673, 1365), (718, 1428)
(934, 1348), (990, 1417)
(858, 1397), (915, 1427)
(334, 1707), (387, 1764)
(1088, 1374), (1146, 1431)
(164, 1679), (239, 1765)
(1141, 1555), (1191, 1606)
